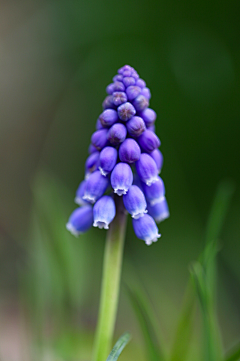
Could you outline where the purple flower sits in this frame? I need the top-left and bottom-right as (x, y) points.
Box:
(75, 180), (88, 206)
(119, 138), (141, 164)
(88, 144), (97, 154)
(150, 149), (163, 173)
(126, 86), (142, 101)
(99, 109), (118, 127)
(83, 170), (109, 204)
(122, 77), (135, 87)
(102, 95), (115, 110)
(141, 87), (151, 99)
(139, 108), (156, 127)
(123, 185), (147, 219)
(106, 83), (115, 95)
(99, 146), (118, 176)
(113, 74), (123, 82)
(136, 79), (146, 88)
(141, 176), (165, 205)
(96, 118), (105, 130)
(107, 123), (127, 146)
(117, 102), (136, 122)
(111, 162), (133, 196)
(118, 65), (133, 74)
(91, 129), (108, 150)
(93, 196), (116, 229)
(138, 129), (161, 153)
(85, 152), (100, 178)
(66, 206), (93, 236)
(126, 116), (146, 137)
(147, 197), (170, 223)
(132, 94), (149, 112)
(135, 153), (159, 186)
(132, 214), (160, 245)
(67, 64), (169, 242)
(113, 81), (125, 92)
(112, 92), (128, 106)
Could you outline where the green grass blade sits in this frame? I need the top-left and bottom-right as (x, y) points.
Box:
(106, 333), (131, 361)
(169, 282), (195, 361)
(189, 180), (234, 361)
(126, 285), (165, 361)
(224, 343), (240, 361)
(205, 180), (235, 247)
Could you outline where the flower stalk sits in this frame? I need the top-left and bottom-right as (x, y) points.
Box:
(92, 196), (127, 361)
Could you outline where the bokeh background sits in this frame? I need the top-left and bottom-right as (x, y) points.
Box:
(0, 0), (239, 360)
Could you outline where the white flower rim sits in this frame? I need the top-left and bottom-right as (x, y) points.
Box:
(145, 176), (159, 186)
(66, 222), (81, 237)
(93, 220), (109, 229)
(132, 209), (147, 219)
(82, 193), (96, 204)
(145, 233), (161, 246)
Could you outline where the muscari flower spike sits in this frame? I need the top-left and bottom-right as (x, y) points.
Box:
(66, 65), (169, 246)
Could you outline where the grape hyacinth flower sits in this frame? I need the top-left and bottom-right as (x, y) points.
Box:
(67, 64), (169, 245)
(66, 65), (169, 361)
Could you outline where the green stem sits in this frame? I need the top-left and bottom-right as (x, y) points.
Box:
(92, 196), (127, 361)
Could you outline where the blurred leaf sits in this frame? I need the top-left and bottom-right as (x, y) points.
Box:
(22, 169), (92, 342)
(126, 285), (165, 361)
(190, 180), (234, 361)
(106, 333), (131, 361)
(225, 342), (240, 361)
(205, 180), (235, 247)
(169, 283), (195, 361)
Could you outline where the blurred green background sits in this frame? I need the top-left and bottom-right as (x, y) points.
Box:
(0, 0), (239, 360)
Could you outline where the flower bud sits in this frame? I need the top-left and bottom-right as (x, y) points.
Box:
(141, 87), (151, 99)
(66, 206), (93, 236)
(122, 77), (135, 87)
(135, 153), (159, 186)
(88, 144), (97, 154)
(99, 109), (118, 127)
(122, 70), (132, 77)
(96, 118), (105, 130)
(148, 124), (156, 132)
(102, 95), (115, 110)
(132, 214), (161, 245)
(138, 129), (161, 153)
(83, 170), (109, 203)
(91, 129), (108, 150)
(107, 123), (127, 146)
(119, 138), (141, 164)
(126, 86), (142, 101)
(93, 195), (116, 229)
(126, 116), (146, 137)
(111, 162), (133, 196)
(141, 176), (165, 205)
(113, 74), (123, 82)
(85, 152), (100, 178)
(113, 81), (125, 92)
(106, 83), (115, 94)
(75, 180), (88, 206)
(136, 78), (146, 88)
(132, 94), (149, 112)
(139, 108), (157, 127)
(99, 146), (118, 176)
(150, 149), (163, 173)
(117, 102), (136, 122)
(123, 185), (147, 219)
(131, 71), (139, 80)
(147, 197), (170, 223)
(118, 65), (133, 74)
(112, 92), (127, 106)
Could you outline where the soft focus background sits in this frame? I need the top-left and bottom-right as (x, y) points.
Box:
(0, 0), (239, 360)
